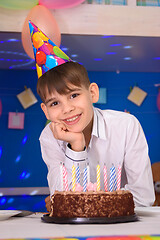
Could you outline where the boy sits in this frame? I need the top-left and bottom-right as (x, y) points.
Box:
(37, 62), (155, 211)
(29, 21), (155, 212)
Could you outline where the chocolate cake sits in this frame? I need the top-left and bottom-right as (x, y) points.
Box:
(50, 190), (135, 218)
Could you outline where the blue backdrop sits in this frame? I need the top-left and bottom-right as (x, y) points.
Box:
(0, 69), (160, 211)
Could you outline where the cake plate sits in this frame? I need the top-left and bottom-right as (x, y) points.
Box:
(41, 214), (139, 224)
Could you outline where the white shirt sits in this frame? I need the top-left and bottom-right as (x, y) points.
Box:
(39, 107), (155, 207)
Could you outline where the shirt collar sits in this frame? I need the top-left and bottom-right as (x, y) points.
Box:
(92, 107), (107, 140)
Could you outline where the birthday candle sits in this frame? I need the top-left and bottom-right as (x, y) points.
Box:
(112, 165), (117, 190)
(72, 163), (76, 192)
(103, 164), (108, 192)
(76, 163), (80, 184)
(109, 165), (114, 192)
(87, 163), (90, 183)
(97, 163), (100, 191)
(60, 162), (63, 191)
(117, 164), (122, 190)
(83, 166), (87, 192)
(62, 164), (69, 191)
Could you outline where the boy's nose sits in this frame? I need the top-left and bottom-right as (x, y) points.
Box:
(62, 101), (75, 114)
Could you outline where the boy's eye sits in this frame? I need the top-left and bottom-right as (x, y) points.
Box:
(71, 93), (79, 99)
(51, 101), (59, 106)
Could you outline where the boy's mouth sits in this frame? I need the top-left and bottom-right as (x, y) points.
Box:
(63, 114), (81, 125)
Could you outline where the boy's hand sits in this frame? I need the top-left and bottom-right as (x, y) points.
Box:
(50, 122), (85, 152)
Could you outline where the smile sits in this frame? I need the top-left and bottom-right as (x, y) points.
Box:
(63, 114), (81, 125)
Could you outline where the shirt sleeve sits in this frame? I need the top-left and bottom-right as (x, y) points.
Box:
(123, 115), (155, 206)
(40, 129), (64, 196)
(39, 124), (88, 196)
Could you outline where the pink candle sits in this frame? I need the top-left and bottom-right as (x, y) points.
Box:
(62, 164), (69, 191)
(60, 162), (63, 191)
(117, 164), (122, 190)
(103, 164), (108, 192)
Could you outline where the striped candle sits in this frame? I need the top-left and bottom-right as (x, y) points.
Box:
(76, 163), (80, 184)
(87, 163), (90, 183)
(117, 164), (122, 190)
(60, 162), (63, 191)
(103, 164), (108, 192)
(97, 163), (100, 191)
(112, 165), (117, 190)
(83, 166), (87, 192)
(72, 163), (76, 192)
(62, 164), (69, 191)
(109, 165), (114, 192)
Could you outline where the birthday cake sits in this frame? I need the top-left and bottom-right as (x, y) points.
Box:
(49, 190), (135, 218)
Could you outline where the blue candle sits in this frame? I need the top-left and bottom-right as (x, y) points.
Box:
(109, 165), (114, 192)
(112, 165), (117, 190)
(76, 163), (80, 184)
(83, 167), (87, 192)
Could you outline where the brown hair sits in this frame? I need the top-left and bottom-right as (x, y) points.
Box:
(37, 62), (90, 103)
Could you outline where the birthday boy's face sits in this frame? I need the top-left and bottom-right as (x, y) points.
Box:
(41, 83), (99, 134)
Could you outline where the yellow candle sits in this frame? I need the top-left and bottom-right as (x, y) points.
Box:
(72, 163), (76, 192)
(97, 163), (100, 191)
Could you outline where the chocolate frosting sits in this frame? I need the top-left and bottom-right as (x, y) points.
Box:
(50, 190), (135, 218)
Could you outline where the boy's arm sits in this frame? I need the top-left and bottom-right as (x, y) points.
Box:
(123, 115), (155, 206)
(39, 123), (87, 197)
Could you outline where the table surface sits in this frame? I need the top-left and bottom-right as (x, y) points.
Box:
(0, 207), (160, 239)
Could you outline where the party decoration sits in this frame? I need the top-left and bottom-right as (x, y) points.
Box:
(17, 87), (38, 109)
(8, 112), (25, 130)
(157, 88), (160, 112)
(45, 119), (51, 126)
(97, 88), (107, 104)
(0, 0), (38, 10)
(103, 164), (108, 192)
(83, 166), (87, 192)
(76, 164), (80, 184)
(124, 109), (130, 114)
(21, 5), (61, 59)
(62, 163), (69, 191)
(87, 182), (97, 192)
(97, 163), (100, 191)
(60, 162), (63, 191)
(29, 20), (71, 78)
(59, 162), (124, 193)
(0, 99), (2, 117)
(109, 165), (114, 192)
(127, 86), (147, 106)
(39, 0), (85, 9)
(75, 183), (83, 192)
(72, 163), (76, 192)
(117, 164), (122, 190)
(112, 165), (117, 190)
(87, 163), (90, 183)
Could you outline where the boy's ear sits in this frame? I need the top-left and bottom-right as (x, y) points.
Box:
(89, 82), (99, 103)
(41, 103), (49, 120)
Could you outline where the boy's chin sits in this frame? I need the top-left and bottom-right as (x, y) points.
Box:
(66, 125), (83, 133)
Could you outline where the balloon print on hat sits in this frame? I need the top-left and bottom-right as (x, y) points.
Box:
(21, 5), (61, 59)
(36, 51), (46, 66)
(29, 20), (72, 78)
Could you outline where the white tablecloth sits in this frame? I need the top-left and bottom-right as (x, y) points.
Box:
(0, 208), (160, 239)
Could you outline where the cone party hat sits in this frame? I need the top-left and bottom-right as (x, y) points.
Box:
(29, 20), (72, 78)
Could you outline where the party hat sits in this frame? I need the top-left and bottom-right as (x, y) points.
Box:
(29, 20), (72, 78)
